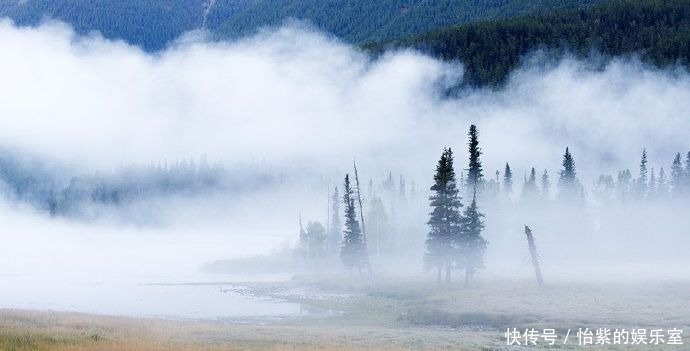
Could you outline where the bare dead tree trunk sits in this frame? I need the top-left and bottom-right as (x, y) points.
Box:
(353, 161), (371, 276)
(524, 225), (545, 287)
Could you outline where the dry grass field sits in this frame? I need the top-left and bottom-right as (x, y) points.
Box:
(1, 277), (689, 350)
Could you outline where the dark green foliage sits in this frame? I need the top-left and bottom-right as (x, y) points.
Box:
(425, 148), (462, 281)
(0, 0), (208, 51)
(341, 174), (368, 270)
(383, 0), (690, 87)
(0, 0), (601, 52)
(213, 0), (601, 44)
(466, 125), (483, 194)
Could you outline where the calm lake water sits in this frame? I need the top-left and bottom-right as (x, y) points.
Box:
(0, 273), (305, 319)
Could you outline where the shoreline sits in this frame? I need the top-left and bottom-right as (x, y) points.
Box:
(2, 277), (689, 350)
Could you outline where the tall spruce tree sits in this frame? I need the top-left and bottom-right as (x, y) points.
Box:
(466, 125), (483, 195)
(328, 186), (341, 253)
(558, 147), (581, 202)
(425, 148), (463, 283)
(671, 153), (684, 197)
(341, 174), (367, 273)
(458, 195), (487, 287)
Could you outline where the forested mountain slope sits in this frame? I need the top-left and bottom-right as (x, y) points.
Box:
(0, 0), (208, 50)
(0, 0), (601, 51)
(210, 0), (602, 43)
(378, 0), (690, 87)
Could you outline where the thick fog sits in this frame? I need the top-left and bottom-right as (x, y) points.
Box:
(0, 19), (689, 287)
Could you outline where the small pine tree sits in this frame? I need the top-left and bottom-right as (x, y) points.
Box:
(341, 175), (367, 273)
(399, 175), (406, 200)
(657, 167), (669, 199)
(458, 195), (487, 287)
(685, 151), (690, 192)
(466, 125), (483, 195)
(521, 168), (539, 204)
(648, 168), (657, 200)
(671, 153), (684, 197)
(616, 169), (633, 202)
(425, 148), (463, 283)
(503, 163), (513, 199)
(558, 147), (581, 202)
(637, 149), (648, 199)
(541, 169), (550, 199)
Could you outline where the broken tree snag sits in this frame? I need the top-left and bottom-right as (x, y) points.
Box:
(524, 225), (545, 287)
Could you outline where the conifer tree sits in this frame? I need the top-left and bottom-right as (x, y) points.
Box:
(685, 151), (690, 192)
(458, 195), (487, 287)
(466, 125), (483, 195)
(328, 187), (341, 253)
(671, 153), (684, 197)
(541, 169), (550, 199)
(637, 149), (648, 199)
(341, 174), (367, 273)
(399, 175), (406, 201)
(657, 167), (669, 199)
(425, 148), (463, 283)
(616, 169), (633, 201)
(558, 147), (581, 202)
(503, 163), (513, 198)
(648, 168), (657, 200)
(521, 168), (539, 204)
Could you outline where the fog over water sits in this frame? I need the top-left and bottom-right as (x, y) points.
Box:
(0, 19), (689, 317)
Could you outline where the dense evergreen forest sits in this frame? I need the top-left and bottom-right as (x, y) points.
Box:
(375, 0), (690, 87)
(0, 0), (600, 51)
(0, 0), (207, 51)
(210, 0), (601, 43)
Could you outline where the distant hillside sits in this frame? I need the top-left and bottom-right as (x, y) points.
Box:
(0, 0), (208, 51)
(378, 0), (690, 87)
(211, 0), (602, 43)
(0, 0), (601, 51)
